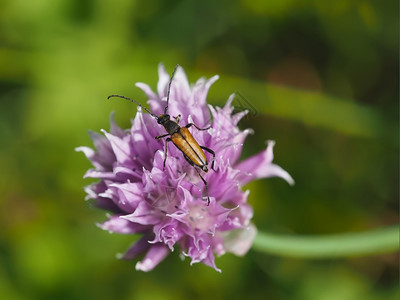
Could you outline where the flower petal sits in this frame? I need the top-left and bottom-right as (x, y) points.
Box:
(223, 223), (257, 256)
(109, 112), (125, 138)
(135, 82), (158, 101)
(108, 182), (143, 211)
(101, 130), (133, 166)
(236, 140), (294, 186)
(135, 243), (170, 272)
(117, 235), (151, 260)
(121, 201), (162, 225)
(98, 215), (147, 234)
(157, 63), (171, 99)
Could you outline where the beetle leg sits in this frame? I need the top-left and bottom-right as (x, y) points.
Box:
(194, 167), (210, 206)
(182, 154), (210, 205)
(173, 114), (181, 123)
(200, 146), (216, 171)
(185, 123), (211, 131)
(155, 133), (170, 140)
(163, 138), (172, 171)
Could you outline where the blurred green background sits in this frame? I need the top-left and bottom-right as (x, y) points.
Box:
(0, 0), (398, 299)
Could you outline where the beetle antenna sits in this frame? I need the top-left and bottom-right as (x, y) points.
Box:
(107, 94), (158, 119)
(164, 64), (180, 115)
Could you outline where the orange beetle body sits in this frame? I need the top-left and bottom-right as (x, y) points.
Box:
(171, 127), (208, 172)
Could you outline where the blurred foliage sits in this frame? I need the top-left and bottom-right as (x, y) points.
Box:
(0, 0), (398, 299)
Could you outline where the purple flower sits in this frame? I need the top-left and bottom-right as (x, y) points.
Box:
(76, 64), (294, 272)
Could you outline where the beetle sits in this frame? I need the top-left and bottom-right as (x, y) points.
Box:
(108, 65), (216, 204)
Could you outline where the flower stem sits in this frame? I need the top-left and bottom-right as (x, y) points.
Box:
(253, 225), (399, 258)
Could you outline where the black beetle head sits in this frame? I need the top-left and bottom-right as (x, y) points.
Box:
(157, 114), (170, 125)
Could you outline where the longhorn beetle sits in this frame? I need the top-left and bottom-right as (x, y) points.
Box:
(108, 65), (216, 205)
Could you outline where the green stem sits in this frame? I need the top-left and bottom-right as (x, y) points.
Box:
(252, 225), (399, 258)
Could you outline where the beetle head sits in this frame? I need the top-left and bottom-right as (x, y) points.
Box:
(157, 114), (170, 125)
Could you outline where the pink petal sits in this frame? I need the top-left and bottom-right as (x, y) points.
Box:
(83, 169), (115, 180)
(108, 182), (143, 211)
(236, 140), (294, 186)
(202, 247), (221, 273)
(101, 130), (132, 164)
(135, 82), (158, 100)
(109, 112), (125, 138)
(98, 215), (147, 234)
(117, 235), (151, 260)
(75, 146), (95, 160)
(224, 224), (257, 256)
(170, 65), (191, 103)
(135, 243), (170, 272)
(121, 201), (161, 225)
(157, 64), (171, 97)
